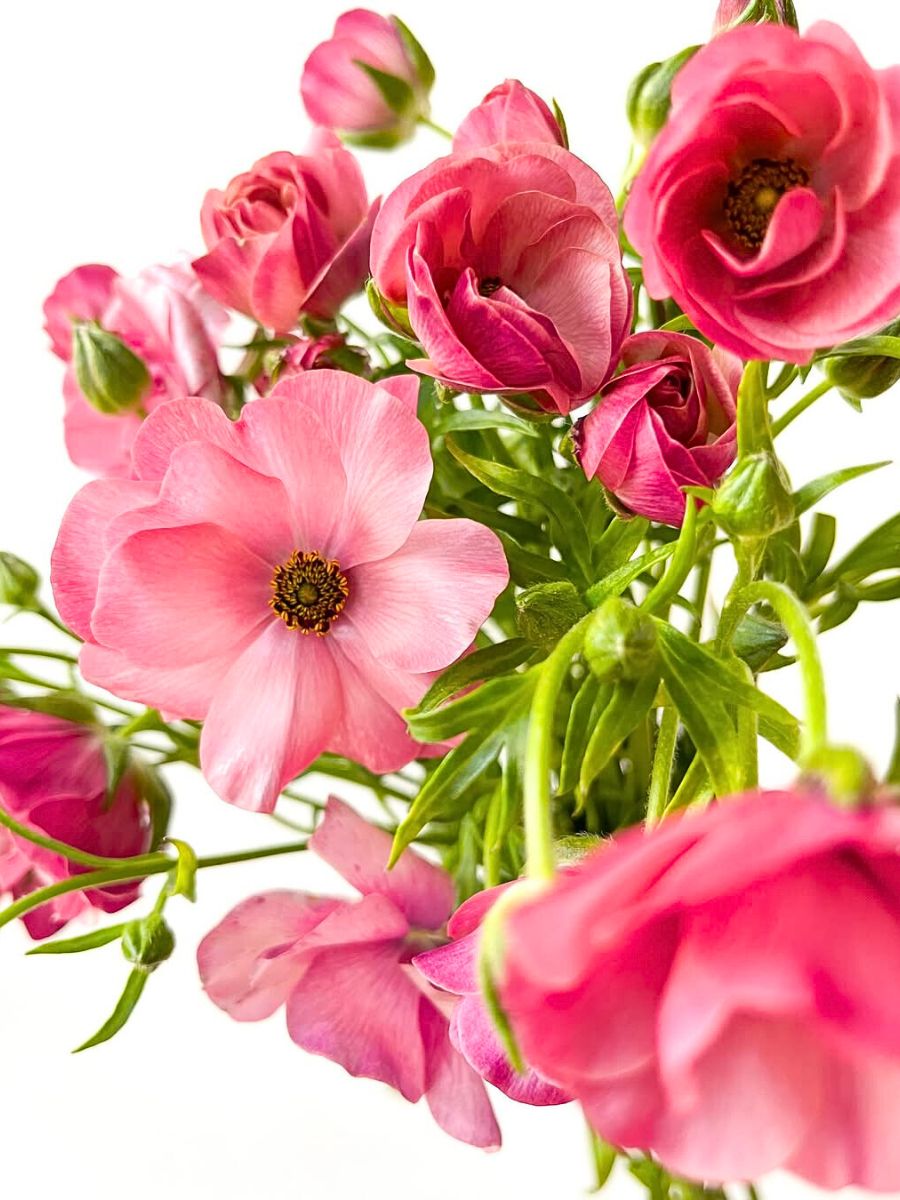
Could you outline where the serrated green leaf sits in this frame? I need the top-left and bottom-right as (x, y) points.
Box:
(591, 517), (650, 576)
(354, 60), (415, 115)
(817, 513), (900, 593)
(73, 968), (148, 1053)
(432, 407), (540, 438)
(27, 924), (126, 955)
(579, 672), (660, 797)
(496, 534), (570, 586)
(817, 588), (860, 633)
(405, 675), (525, 742)
(793, 461), (889, 517)
(414, 639), (533, 715)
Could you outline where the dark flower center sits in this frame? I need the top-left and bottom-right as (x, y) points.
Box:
(478, 276), (503, 296)
(269, 550), (349, 635)
(723, 157), (810, 250)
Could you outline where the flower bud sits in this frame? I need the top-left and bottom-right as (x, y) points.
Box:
(712, 0), (799, 35)
(0, 552), (41, 609)
(626, 46), (700, 151)
(121, 914), (175, 972)
(801, 745), (876, 809)
(366, 279), (415, 339)
(553, 833), (604, 865)
(712, 452), (795, 539)
(824, 319), (900, 401)
(731, 611), (788, 671)
(583, 597), (659, 683)
(72, 321), (151, 415)
(515, 581), (589, 651)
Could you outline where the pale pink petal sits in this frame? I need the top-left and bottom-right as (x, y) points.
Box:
(453, 993), (570, 1106)
(420, 999), (502, 1149)
(132, 396), (242, 481)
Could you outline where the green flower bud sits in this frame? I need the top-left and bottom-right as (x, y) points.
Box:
(122, 914), (175, 972)
(801, 745), (876, 808)
(712, 452), (795, 539)
(516, 581), (589, 651)
(72, 321), (151, 415)
(365, 279), (415, 339)
(731, 611), (788, 671)
(583, 597), (658, 683)
(824, 319), (900, 401)
(553, 833), (604, 866)
(0, 551), (41, 609)
(626, 45), (700, 151)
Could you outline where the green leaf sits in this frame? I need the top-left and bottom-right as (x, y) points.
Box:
(497, 534), (570, 587)
(27, 924), (126, 955)
(819, 334), (900, 361)
(432, 407), (540, 438)
(0, 688), (96, 725)
(405, 675), (524, 742)
(559, 674), (608, 794)
(166, 837), (198, 901)
(585, 543), (675, 607)
(353, 61), (414, 115)
(793, 461), (890, 516)
(853, 575), (900, 601)
(414, 639), (533, 715)
(73, 968), (148, 1052)
(818, 512), (900, 592)
(551, 97), (569, 147)
(591, 517), (650, 577)
(102, 737), (130, 807)
(801, 512), (836, 591)
(579, 671), (660, 798)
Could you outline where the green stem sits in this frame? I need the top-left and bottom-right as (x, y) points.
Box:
(688, 551), (713, 641)
(642, 499), (699, 616)
(35, 604), (80, 640)
(646, 706), (679, 827)
(0, 803), (159, 869)
(418, 115), (452, 139)
(523, 617), (590, 880)
(736, 360), (771, 456)
(663, 754), (711, 817)
(771, 379), (833, 436)
(0, 646), (79, 665)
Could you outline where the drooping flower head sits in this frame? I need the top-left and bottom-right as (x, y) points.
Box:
(625, 22), (900, 362)
(198, 796), (501, 1148)
(0, 705), (153, 939)
(51, 372), (508, 811)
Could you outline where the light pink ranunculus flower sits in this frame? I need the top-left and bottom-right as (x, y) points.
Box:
(193, 133), (378, 333)
(453, 80), (564, 153)
(414, 883), (571, 1107)
(300, 10), (432, 143)
(0, 706), (152, 939)
(625, 23), (900, 362)
(574, 331), (740, 526)
(198, 796), (501, 1149)
(370, 143), (632, 414)
(50, 372), (508, 811)
(43, 263), (227, 477)
(501, 789), (900, 1189)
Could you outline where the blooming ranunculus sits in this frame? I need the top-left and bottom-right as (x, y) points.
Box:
(414, 883), (570, 1107)
(501, 789), (900, 1189)
(573, 330), (740, 526)
(370, 143), (632, 414)
(453, 80), (564, 153)
(300, 10), (432, 145)
(625, 23), (900, 362)
(51, 372), (508, 811)
(0, 706), (152, 939)
(198, 796), (501, 1149)
(43, 263), (227, 477)
(193, 132), (378, 333)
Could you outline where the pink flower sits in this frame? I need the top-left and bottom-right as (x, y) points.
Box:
(453, 80), (564, 153)
(501, 789), (900, 1189)
(254, 333), (367, 396)
(712, 0), (795, 34)
(574, 331), (740, 526)
(43, 263), (227, 477)
(624, 23), (900, 362)
(0, 706), (152, 939)
(198, 796), (501, 1148)
(193, 133), (378, 333)
(414, 883), (570, 1107)
(51, 372), (508, 812)
(300, 10), (432, 144)
(370, 143), (632, 414)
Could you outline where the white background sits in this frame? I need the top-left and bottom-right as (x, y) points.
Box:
(2, 1), (899, 1197)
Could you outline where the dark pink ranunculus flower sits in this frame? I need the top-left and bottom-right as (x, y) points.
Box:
(193, 132), (378, 333)
(625, 22), (900, 362)
(370, 143), (632, 414)
(50, 372), (508, 812)
(300, 9), (431, 142)
(43, 263), (227, 477)
(0, 706), (152, 939)
(453, 80), (564, 153)
(501, 789), (900, 1189)
(198, 797), (501, 1149)
(414, 883), (570, 1107)
(574, 330), (740, 526)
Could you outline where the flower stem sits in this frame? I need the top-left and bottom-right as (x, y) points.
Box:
(34, 604), (81, 640)
(0, 804), (138, 869)
(0, 646), (79, 665)
(772, 379), (833, 436)
(418, 115), (452, 139)
(642, 498), (699, 616)
(646, 705), (679, 828)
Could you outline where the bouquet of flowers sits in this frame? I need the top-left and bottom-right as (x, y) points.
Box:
(4, 0), (900, 1191)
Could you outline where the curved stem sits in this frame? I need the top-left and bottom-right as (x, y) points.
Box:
(736, 360), (771, 456)
(35, 604), (81, 640)
(0, 804), (146, 869)
(0, 646), (79, 665)
(642, 499), (699, 616)
(418, 115), (452, 139)
(646, 705), (679, 828)
(772, 379), (832, 436)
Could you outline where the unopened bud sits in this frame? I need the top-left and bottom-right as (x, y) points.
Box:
(626, 46), (700, 151)
(824, 319), (900, 402)
(712, 452), (795, 539)
(801, 745), (876, 809)
(122, 914), (175, 972)
(553, 833), (604, 866)
(72, 321), (151, 415)
(366, 279), (415, 339)
(583, 597), (658, 683)
(0, 552), (40, 609)
(712, 0), (799, 34)
(516, 581), (588, 651)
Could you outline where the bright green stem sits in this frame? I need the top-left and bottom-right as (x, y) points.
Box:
(418, 115), (452, 139)
(688, 551), (713, 641)
(0, 646), (79, 665)
(736, 360), (773, 456)
(642, 499), (699, 616)
(646, 705), (679, 828)
(523, 618), (590, 880)
(0, 804), (142, 870)
(771, 379), (833, 435)
(737, 581), (828, 761)
(35, 604), (81, 640)
(664, 754), (711, 817)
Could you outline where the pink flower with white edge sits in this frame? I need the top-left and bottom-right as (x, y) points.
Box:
(50, 371), (508, 811)
(453, 80), (565, 153)
(370, 143), (631, 414)
(0, 705), (152, 939)
(300, 10), (432, 145)
(414, 882), (571, 1107)
(198, 796), (501, 1149)
(624, 22), (900, 362)
(43, 263), (227, 477)
(193, 132), (378, 333)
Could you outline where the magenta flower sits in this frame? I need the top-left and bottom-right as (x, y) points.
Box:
(0, 706), (151, 939)
(51, 372), (508, 811)
(300, 10), (432, 144)
(198, 796), (501, 1148)
(43, 263), (227, 477)
(501, 789), (900, 1189)
(453, 80), (564, 153)
(574, 331), (740, 526)
(414, 883), (571, 1107)
(625, 23), (900, 362)
(193, 132), (378, 333)
(370, 143), (631, 414)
